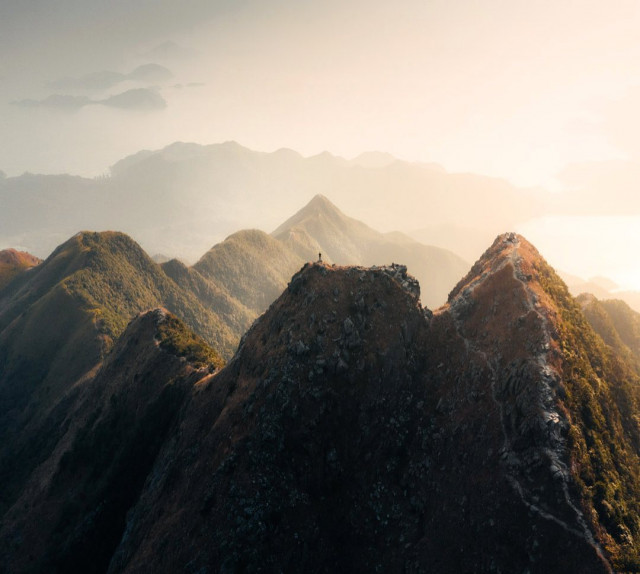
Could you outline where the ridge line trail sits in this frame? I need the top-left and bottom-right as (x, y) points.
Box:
(444, 235), (610, 571)
(508, 236), (611, 570)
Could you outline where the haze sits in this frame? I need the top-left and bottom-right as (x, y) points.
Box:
(2, 0), (640, 291)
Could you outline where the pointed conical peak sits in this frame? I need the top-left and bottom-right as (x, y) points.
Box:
(445, 232), (561, 316)
(272, 195), (349, 237)
(301, 194), (341, 215)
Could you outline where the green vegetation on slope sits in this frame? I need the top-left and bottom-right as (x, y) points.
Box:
(538, 261), (640, 571)
(193, 229), (304, 313)
(161, 258), (255, 340)
(0, 249), (40, 292)
(0, 231), (239, 359)
(156, 312), (225, 370)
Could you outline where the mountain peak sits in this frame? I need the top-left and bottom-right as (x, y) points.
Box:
(306, 193), (340, 212)
(448, 232), (542, 302)
(0, 248), (41, 267)
(271, 194), (347, 239)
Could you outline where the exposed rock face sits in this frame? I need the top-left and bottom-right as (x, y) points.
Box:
(107, 237), (624, 573)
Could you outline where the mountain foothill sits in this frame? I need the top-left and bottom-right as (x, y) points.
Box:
(2, 197), (640, 572)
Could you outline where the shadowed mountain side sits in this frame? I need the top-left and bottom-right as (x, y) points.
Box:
(272, 194), (469, 308)
(0, 231), (238, 514)
(193, 229), (305, 313)
(106, 237), (639, 572)
(0, 309), (222, 574)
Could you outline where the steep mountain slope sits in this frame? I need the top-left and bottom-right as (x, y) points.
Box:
(0, 231), (235, 516)
(0, 309), (223, 574)
(193, 229), (304, 313)
(160, 258), (255, 341)
(446, 234), (640, 571)
(272, 194), (469, 308)
(0, 249), (40, 291)
(104, 234), (640, 573)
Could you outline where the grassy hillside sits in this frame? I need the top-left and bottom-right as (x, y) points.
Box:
(0, 249), (40, 292)
(161, 258), (255, 340)
(193, 229), (304, 313)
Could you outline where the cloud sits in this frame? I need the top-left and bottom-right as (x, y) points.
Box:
(12, 89), (166, 111)
(141, 41), (197, 61)
(13, 94), (92, 110)
(102, 88), (167, 110)
(128, 64), (173, 83)
(48, 63), (173, 92)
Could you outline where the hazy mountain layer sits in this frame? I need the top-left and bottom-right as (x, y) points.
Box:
(563, 272), (640, 314)
(193, 229), (305, 313)
(0, 141), (542, 263)
(579, 294), (640, 365)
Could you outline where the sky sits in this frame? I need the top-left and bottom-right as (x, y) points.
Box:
(2, 0), (640, 288)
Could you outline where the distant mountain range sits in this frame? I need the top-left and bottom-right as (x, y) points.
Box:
(562, 271), (640, 314)
(3, 231), (640, 572)
(0, 140), (543, 263)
